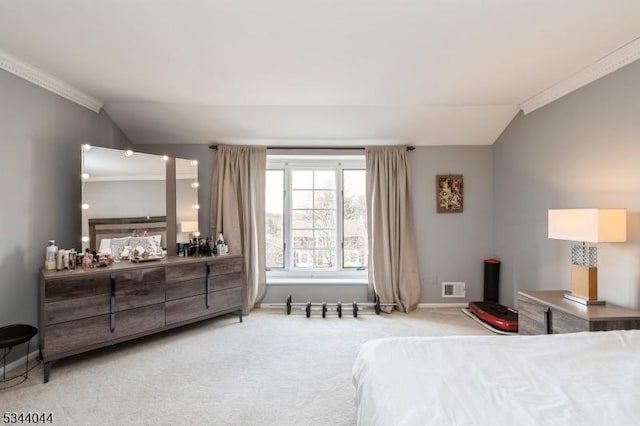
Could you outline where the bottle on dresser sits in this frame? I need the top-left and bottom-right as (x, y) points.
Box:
(45, 240), (57, 270)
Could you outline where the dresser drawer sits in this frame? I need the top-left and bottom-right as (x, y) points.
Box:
(208, 256), (243, 276)
(209, 271), (242, 292)
(166, 278), (207, 301)
(165, 294), (209, 325)
(110, 303), (165, 339)
(44, 303), (166, 358)
(44, 274), (111, 325)
(551, 309), (589, 333)
(113, 267), (166, 311)
(208, 287), (242, 314)
(165, 262), (207, 283)
(44, 314), (113, 357)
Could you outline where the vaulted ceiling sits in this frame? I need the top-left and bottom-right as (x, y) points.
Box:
(1, 0), (639, 146)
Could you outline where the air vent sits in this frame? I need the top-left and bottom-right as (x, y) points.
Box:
(442, 282), (465, 298)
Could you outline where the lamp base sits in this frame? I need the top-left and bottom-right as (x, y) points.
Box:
(571, 264), (599, 301)
(563, 293), (606, 306)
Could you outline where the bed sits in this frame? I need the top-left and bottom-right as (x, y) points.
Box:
(352, 330), (640, 426)
(88, 216), (167, 258)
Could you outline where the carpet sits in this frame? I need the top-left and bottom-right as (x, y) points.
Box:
(1, 308), (492, 425)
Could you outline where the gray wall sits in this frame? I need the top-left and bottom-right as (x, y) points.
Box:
(0, 69), (131, 355)
(494, 59), (640, 309)
(411, 146), (494, 303)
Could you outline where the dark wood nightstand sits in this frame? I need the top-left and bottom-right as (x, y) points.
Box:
(517, 290), (640, 335)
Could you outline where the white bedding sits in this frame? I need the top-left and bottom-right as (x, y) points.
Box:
(352, 331), (640, 426)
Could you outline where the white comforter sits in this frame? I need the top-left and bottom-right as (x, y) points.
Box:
(352, 330), (640, 426)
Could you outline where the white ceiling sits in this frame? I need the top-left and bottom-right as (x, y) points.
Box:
(0, 0), (639, 146)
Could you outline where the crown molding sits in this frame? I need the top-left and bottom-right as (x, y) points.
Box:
(0, 49), (103, 113)
(520, 37), (640, 115)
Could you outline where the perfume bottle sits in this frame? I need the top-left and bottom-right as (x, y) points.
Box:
(45, 240), (57, 270)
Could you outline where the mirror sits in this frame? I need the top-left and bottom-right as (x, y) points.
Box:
(176, 158), (199, 243)
(80, 145), (199, 254)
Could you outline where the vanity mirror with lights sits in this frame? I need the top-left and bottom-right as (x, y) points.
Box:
(80, 144), (200, 257)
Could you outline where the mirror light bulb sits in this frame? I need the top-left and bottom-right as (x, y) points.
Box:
(192, 204), (200, 210)
(190, 160), (198, 166)
(193, 231), (201, 237)
(81, 236), (90, 243)
(124, 150), (133, 157)
(82, 144), (92, 151)
(191, 182), (199, 188)
(81, 203), (90, 210)
(81, 173), (90, 180)
(161, 155), (169, 162)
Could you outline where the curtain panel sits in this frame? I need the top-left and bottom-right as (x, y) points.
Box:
(211, 145), (267, 314)
(365, 146), (420, 312)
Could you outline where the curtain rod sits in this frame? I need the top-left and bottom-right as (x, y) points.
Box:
(208, 144), (415, 151)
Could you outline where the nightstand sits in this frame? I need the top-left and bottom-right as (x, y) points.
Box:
(517, 290), (640, 335)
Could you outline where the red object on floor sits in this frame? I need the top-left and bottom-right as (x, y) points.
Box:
(468, 301), (518, 332)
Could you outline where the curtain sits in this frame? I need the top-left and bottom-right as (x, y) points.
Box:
(365, 146), (420, 313)
(211, 145), (267, 314)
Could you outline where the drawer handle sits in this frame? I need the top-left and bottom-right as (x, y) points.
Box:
(206, 264), (211, 308)
(110, 275), (116, 332)
(544, 306), (551, 334)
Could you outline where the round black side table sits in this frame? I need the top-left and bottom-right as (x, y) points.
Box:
(0, 324), (38, 383)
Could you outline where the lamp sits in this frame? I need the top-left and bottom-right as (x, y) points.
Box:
(548, 209), (626, 305)
(180, 221), (199, 238)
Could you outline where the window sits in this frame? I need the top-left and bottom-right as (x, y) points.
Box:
(265, 170), (284, 268)
(265, 155), (367, 275)
(342, 169), (367, 268)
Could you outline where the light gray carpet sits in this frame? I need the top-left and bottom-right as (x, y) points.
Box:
(1, 308), (492, 425)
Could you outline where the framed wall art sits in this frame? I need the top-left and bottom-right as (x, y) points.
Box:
(436, 174), (463, 213)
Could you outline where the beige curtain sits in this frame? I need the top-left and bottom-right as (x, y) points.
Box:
(365, 146), (420, 313)
(211, 145), (267, 314)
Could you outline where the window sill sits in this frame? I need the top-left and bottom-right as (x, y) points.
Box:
(266, 277), (368, 285)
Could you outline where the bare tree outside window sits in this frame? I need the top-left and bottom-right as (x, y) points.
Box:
(292, 170), (336, 268)
(265, 157), (367, 273)
(343, 170), (367, 268)
(265, 170), (284, 268)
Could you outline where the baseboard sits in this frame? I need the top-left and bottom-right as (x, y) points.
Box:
(258, 304), (287, 309)
(417, 302), (468, 308)
(260, 302), (468, 309)
(3, 350), (40, 375)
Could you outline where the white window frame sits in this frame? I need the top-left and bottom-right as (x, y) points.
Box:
(266, 154), (367, 280)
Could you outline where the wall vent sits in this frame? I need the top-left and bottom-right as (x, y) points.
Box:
(442, 282), (465, 298)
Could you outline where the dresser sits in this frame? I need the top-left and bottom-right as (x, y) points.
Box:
(517, 290), (640, 335)
(40, 255), (243, 382)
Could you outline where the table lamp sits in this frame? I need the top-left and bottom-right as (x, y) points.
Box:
(180, 221), (199, 240)
(548, 208), (626, 305)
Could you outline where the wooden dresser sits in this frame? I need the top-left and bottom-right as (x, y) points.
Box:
(518, 290), (640, 335)
(40, 255), (243, 382)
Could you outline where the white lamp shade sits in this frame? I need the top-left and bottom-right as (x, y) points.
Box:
(548, 209), (626, 243)
(180, 221), (199, 233)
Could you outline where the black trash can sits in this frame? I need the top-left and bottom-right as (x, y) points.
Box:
(484, 258), (501, 303)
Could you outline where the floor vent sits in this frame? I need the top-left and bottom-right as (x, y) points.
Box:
(442, 282), (465, 298)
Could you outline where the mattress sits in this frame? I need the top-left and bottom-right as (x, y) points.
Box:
(352, 330), (640, 426)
